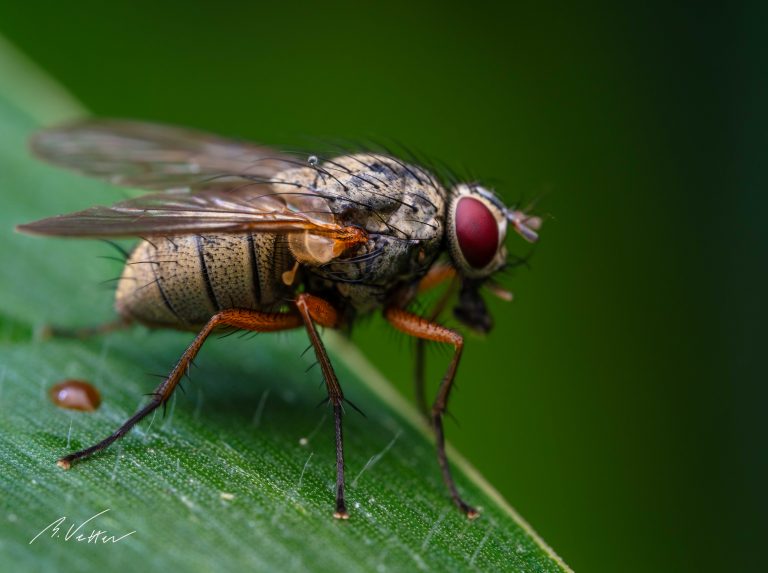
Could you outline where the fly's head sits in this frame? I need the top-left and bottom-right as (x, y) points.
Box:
(446, 183), (542, 334)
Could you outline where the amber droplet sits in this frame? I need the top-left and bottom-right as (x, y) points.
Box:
(49, 380), (101, 412)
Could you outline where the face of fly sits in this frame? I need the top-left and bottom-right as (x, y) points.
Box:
(445, 183), (542, 333)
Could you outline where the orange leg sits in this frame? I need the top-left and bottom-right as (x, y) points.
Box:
(417, 261), (456, 293)
(384, 307), (478, 519)
(57, 308), (302, 470)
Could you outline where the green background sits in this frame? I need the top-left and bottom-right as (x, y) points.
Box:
(0, 1), (764, 571)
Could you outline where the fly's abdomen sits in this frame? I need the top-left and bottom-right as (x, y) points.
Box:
(115, 233), (293, 328)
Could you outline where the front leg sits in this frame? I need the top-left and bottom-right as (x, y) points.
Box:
(384, 306), (478, 519)
(413, 263), (459, 418)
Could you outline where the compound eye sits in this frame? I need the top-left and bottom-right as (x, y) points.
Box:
(455, 196), (499, 269)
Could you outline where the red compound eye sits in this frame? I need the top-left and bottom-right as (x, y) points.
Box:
(455, 196), (499, 269)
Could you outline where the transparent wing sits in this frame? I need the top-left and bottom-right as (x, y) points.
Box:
(16, 185), (352, 238)
(30, 119), (300, 191)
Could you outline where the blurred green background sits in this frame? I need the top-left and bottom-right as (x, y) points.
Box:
(0, 1), (764, 571)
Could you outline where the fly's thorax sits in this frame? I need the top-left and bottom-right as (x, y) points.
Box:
(115, 233), (294, 328)
(272, 153), (446, 233)
(272, 153), (447, 310)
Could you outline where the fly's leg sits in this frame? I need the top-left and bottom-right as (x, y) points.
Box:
(414, 339), (429, 418)
(414, 263), (459, 420)
(385, 306), (478, 519)
(417, 261), (456, 293)
(293, 293), (349, 519)
(42, 317), (133, 339)
(56, 309), (302, 469)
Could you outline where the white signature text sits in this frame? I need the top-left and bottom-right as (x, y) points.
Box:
(29, 508), (135, 545)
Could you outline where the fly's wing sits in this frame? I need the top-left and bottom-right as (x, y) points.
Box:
(30, 119), (299, 190)
(16, 184), (361, 239)
(20, 119), (368, 256)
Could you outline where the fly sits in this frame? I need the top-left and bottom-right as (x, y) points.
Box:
(17, 119), (542, 519)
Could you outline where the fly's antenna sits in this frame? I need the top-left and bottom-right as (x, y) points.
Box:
(506, 208), (542, 243)
(471, 184), (543, 243)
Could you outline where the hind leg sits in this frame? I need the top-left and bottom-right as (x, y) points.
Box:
(57, 308), (301, 468)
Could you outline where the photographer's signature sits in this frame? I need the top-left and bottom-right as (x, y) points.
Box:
(29, 508), (135, 545)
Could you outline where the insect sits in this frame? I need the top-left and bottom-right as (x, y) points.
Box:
(17, 119), (541, 519)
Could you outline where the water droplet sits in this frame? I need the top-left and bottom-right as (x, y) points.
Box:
(307, 155), (318, 166)
(49, 379), (101, 412)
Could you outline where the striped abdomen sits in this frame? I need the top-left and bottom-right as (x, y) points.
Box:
(115, 233), (294, 329)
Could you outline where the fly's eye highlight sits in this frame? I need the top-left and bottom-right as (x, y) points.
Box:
(454, 196), (499, 269)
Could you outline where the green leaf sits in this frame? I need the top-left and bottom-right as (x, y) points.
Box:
(0, 35), (570, 573)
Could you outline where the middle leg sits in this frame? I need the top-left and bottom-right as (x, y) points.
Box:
(294, 293), (349, 519)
